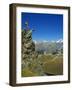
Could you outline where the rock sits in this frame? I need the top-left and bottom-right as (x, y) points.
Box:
(21, 30), (44, 76)
(22, 30), (37, 66)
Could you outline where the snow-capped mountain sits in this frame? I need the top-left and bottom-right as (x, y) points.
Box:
(33, 39), (63, 44)
(33, 39), (63, 54)
(56, 39), (63, 43)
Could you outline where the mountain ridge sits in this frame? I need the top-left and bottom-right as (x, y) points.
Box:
(33, 39), (63, 44)
(33, 39), (63, 54)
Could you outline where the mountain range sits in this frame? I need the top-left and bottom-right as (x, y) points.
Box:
(33, 39), (63, 54)
(33, 39), (63, 44)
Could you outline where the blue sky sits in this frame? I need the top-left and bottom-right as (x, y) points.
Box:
(21, 12), (63, 41)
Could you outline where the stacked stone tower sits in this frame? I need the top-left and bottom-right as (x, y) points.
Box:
(21, 22), (44, 76)
(21, 30), (37, 68)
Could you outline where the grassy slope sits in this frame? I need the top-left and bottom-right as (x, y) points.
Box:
(39, 54), (63, 75)
(22, 54), (63, 77)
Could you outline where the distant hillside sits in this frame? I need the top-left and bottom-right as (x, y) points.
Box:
(33, 41), (63, 54)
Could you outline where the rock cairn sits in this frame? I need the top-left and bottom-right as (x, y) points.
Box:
(22, 30), (36, 67)
(21, 30), (44, 76)
(21, 21), (45, 76)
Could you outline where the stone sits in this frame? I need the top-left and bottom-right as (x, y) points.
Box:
(21, 30), (44, 76)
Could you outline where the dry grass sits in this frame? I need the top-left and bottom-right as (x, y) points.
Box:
(39, 54), (63, 75)
(22, 54), (63, 77)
